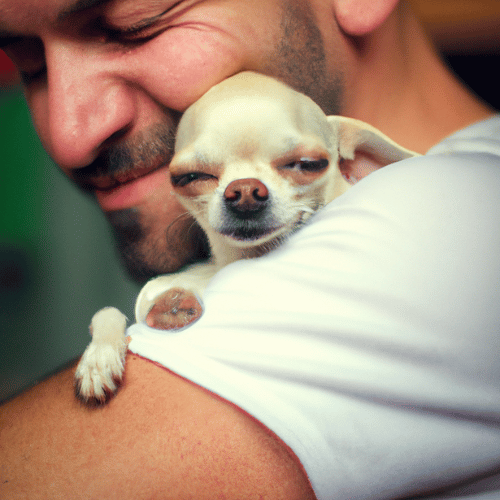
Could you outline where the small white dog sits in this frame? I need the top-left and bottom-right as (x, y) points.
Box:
(75, 72), (418, 404)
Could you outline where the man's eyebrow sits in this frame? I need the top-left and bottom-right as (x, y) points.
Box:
(0, 28), (13, 38)
(57, 0), (112, 22)
(0, 29), (20, 46)
(0, 0), (111, 44)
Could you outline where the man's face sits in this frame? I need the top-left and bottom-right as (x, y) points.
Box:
(1, 0), (344, 282)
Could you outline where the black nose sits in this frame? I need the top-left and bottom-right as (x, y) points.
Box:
(224, 178), (269, 217)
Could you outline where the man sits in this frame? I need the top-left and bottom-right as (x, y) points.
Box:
(1, 0), (499, 498)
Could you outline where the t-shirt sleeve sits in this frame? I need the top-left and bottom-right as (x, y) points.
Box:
(128, 152), (500, 500)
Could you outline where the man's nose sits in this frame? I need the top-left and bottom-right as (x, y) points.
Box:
(43, 40), (136, 170)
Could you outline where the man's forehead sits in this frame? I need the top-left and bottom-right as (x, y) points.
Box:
(57, 0), (111, 20)
(0, 0), (156, 34)
(0, 0), (102, 33)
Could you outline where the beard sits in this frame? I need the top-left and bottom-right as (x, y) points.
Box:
(267, 1), (344, 117)
(72, 121), (210, 283)
(75, 1), (343, 283)
(94, 123), (210, 283)
(106, 208), (209, 283)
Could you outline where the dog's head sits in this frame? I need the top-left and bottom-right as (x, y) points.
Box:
(169, 72), (418, 257)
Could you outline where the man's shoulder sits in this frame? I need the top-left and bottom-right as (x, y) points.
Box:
(0, 354), (315, 500)
(427, 114), (500, 157)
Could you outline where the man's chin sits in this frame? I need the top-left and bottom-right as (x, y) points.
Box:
(105, 208), (210, 283)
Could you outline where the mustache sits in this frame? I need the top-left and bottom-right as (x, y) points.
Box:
(71, 123), (177, 191)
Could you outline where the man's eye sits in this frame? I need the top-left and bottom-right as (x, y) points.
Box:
(282, 158), (329, 172)
(102, 7), (174, 45)
(104, 25), (164, 45)
(2, 38), (46, 85)
(19, 67), (47, 85)
(171, 172), (216, 187)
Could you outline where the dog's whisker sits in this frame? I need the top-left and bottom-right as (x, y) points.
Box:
(166, 211), (192, 232)
(298, 206), (316, 214)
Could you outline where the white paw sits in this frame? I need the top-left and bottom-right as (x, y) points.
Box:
(74, 341), (127, 404)
(74, 307), (128, 405)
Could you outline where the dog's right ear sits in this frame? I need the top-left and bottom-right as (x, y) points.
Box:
(328, 116), (420, 183)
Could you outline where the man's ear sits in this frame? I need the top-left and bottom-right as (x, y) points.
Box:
(333, 0), (400, 36)
(328, 116), (419, 183)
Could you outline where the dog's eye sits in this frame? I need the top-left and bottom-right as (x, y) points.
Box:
(283, 158), (329, 172)
(171, 172), (216, 187)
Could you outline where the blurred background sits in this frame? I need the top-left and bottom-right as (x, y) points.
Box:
(1, 0), (499, 402)
(0, 54), (141, 401)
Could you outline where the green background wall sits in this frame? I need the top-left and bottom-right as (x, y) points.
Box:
(0, 87), (140, 401)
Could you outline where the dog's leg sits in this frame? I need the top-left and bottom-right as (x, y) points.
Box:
(135, 262), (218, 329)
(74, 307), (128, 405)
(145, 287), (204, 329)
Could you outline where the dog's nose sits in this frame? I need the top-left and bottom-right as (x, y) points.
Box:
(224, 178), (269, 215)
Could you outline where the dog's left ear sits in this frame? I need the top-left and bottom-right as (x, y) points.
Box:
(328, 116), (420, 184)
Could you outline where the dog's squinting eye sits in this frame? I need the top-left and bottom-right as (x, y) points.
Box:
(282, 158), (329, 172)
(171, 172), (217, 187)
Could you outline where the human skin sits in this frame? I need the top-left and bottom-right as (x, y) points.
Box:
(0, 0), (495, 498)
(0, 0), (346, 281)
(0, 355), (317, 499)
(0, 0), (492, 280)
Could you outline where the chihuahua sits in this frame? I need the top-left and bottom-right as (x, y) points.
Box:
(75, 71), (418, 404)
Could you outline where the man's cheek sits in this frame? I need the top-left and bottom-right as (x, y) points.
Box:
(135, 28), (244, 111)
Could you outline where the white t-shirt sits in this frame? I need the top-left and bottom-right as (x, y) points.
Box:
(128, 116), (500, 500)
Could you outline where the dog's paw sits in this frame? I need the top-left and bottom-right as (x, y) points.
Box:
(146, 287), (203, 330)
(74, 307), (128, 405)
(74, 342), (127, 405)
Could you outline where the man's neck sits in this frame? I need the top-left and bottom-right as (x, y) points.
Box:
(343, 2), (495, 154)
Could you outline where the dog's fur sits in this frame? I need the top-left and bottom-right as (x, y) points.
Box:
(75, 72), (419, 404)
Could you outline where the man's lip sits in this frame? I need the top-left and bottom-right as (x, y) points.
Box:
(90, 165), (164, 191)
(94, 165), (171, 211)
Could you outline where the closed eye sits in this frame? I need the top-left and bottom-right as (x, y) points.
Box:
(101, 2), (185, 45)
(170, 172), (217, 187)
(281, 158), (329, 172)
(1, 37), (46, 85)
(102, 21), (168, 45)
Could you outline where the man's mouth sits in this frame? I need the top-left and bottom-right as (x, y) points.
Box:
(92, 164), (171, 212)
(69, 121), (179, 211)
(90, 164), (165, 191)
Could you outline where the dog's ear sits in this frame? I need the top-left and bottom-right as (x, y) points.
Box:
(328, 116), (419, 184)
